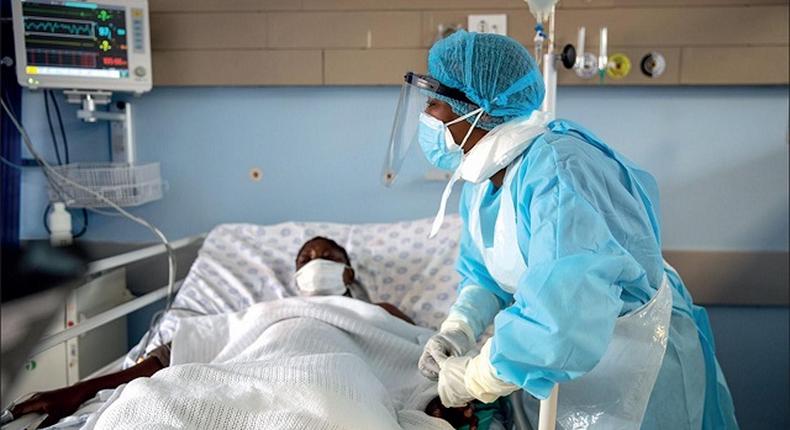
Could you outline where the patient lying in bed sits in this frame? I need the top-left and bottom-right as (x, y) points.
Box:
(294, 236), (415, 323)
(10, 237), (482, 430)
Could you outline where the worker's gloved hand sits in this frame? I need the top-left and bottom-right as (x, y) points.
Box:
(438, 339), (520, 407)
(463, 339), (520, 404)
(438, 356), (475, 407)
(418, 321), (475, 380)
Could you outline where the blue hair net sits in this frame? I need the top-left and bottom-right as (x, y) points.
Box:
(428, 30), (545, 130)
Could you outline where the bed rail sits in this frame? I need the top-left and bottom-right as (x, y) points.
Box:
(32, 234), (205, 355)
(32, 280), (182, 356)
(87, 235), (205, 277)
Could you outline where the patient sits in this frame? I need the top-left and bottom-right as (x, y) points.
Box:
(295, 236), (415, 323)
(9, 237), (479, 429)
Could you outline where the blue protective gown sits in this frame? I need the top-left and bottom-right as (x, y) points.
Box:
(451, 119), (739, 429)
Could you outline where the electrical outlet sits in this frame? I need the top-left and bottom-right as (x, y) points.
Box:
(467, 14), (507, 36)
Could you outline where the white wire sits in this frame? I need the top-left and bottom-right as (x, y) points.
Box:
(0, 161), (121, 218)
(0, 155), (27, 170)
(87, 207), (125, 217)
(0, 97), (178, 356)
(132, 305), (208, 363)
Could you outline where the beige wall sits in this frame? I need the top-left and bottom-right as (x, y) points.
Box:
(148, 0), (789, 86)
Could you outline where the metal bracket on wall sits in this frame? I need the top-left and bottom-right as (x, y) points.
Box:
(64, 90), (136, 164)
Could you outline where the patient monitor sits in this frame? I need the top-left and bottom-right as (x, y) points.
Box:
(11, 0), (152, 94)
(11, 0), (153, 164)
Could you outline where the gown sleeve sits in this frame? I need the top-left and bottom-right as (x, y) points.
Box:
(449, 184), (509, 339)
(489, 143), (633, 400)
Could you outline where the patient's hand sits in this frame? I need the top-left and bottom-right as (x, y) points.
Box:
(10, 385), (88, 427)
(10, 352), (166, 427)
(425, 396), (478, 430)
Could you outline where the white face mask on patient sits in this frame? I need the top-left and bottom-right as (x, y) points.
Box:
(294, 259), (349, 296)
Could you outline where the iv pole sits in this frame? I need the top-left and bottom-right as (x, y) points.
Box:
(524, 2), (610, 428)
(541, 23), (560, 417)
(527, 5), (559, 430)
(540, 6), (557, 115)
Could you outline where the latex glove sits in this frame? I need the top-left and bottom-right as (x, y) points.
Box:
(464, 339), (520, 404)
(438, 339), (520, 407)
(438, 356), (475, 407)
(418, 320), (475, 380)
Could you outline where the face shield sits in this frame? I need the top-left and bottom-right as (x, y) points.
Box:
(382, 72), (474, 186)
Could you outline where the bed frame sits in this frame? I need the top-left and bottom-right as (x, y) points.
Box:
(11, 234), (559, 430)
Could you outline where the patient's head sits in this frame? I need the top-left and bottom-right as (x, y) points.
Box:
(294, 237), (355, 295)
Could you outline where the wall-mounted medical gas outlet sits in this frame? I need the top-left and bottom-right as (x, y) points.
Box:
(607, 53), (632, 79)
(467, 15), (507, 35)
(640, 52), (667, 78)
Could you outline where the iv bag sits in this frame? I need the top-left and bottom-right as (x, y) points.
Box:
(525, 0), (559, 23)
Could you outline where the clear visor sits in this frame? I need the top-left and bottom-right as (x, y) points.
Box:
(382, 80), (432, 186)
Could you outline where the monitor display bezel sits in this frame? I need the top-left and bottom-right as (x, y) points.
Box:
(12, 0), (152, 94)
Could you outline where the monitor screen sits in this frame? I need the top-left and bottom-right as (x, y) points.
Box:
(13, 0), (151, 93)
(21, 0), (129, 80)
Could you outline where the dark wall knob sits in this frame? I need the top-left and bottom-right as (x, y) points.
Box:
(561, 44), (576, 69)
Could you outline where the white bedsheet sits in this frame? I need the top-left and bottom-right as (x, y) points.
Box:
(38, 217), (469, 430)
(87, 297), (452, 430)
(127, 216), (465, 364)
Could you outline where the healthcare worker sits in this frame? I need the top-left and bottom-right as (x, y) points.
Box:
(384, 30), (738, 429)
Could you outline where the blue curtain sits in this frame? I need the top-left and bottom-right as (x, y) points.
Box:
(1, 0), (22, 246)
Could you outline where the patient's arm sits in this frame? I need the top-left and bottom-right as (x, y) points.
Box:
(376, 303), (415, 325)
(10, 344), (170, 427)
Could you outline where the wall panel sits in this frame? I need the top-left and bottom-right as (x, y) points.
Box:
(301, 0), (526, 11)
(325, 49), (427, 84)
(149, 0), (301, 12)
(554, 6), (788, 47)
(152, 50), (323, 86)
(149, 0), (789, 12)
(148, 2), (789, 86)
(421, 9), (535, 46)
(613, 0), (788, 6)
(150, 13), (267, 49)
(665, 250), (789, 305)
(421, 6), (789, 48)
(268, 12), (422, 49)
(681, 46), (790, 84)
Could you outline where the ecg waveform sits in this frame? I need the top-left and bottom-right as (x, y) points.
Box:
(25, 17), (95, 39)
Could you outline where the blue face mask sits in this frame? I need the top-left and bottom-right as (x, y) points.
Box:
(418, 113), (462, 171)
(418, 108), (484, 172)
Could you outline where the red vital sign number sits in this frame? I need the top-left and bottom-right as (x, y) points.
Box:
(102, 57), (128, 66)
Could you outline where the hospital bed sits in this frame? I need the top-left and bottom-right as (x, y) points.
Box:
(4, 215), (545, 430)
